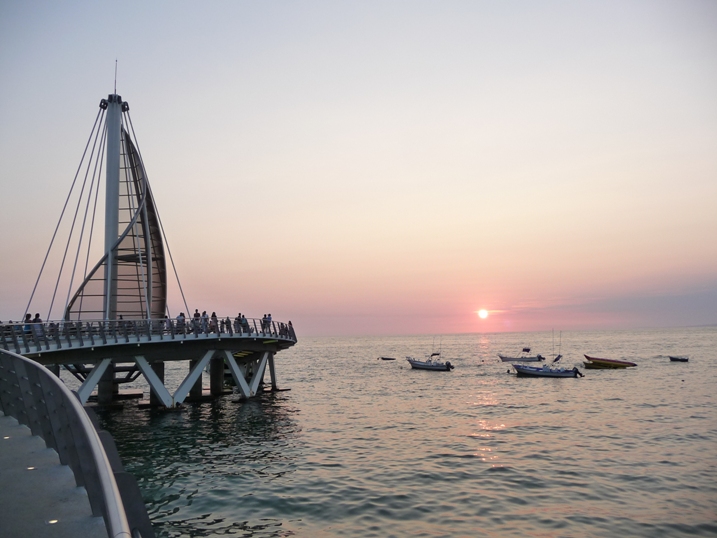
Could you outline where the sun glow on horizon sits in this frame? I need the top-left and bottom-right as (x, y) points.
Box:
(478, 309), (489, 319)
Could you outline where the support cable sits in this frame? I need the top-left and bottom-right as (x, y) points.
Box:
(63, 113), (108, 318)
(51, 113), (106, 319)
(126, 112), (190, 317)
(76, 123), (107, 317)
(121, 112), (150, 318)
(24, 107), (104, 321)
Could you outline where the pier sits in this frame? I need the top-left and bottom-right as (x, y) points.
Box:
(0, 317), (297, 407)
(1, 90), (298, 538)
(9, 91), (297, 407)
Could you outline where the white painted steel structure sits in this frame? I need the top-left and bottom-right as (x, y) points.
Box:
(104, 94), (122, 320)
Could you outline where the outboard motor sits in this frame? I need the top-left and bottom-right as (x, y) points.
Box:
(446, 361), (454, 370)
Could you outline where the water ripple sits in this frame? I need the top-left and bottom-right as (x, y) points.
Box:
(95, 328), (717, 537)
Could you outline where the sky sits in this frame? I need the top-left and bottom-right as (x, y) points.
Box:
(1, 0), (716, 336)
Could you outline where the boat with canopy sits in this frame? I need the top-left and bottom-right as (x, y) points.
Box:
(406, 353), (454, 371)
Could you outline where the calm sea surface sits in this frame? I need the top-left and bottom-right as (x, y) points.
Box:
(91, 327), (717, 537)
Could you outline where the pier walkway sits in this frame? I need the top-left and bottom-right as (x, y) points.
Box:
(0, 316), (296, 363)
(0, 316), (297, 406)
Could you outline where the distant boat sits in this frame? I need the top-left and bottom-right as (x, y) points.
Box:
(498, 347), (546, 362)
(669, 356), (689, 362)
(583, 355), (637, 369)
(406, 353), (454, 371)
(378, 357), (396, 361)
(512, 364), (584, 378)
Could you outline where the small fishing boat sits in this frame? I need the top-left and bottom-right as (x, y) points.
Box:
(583, 355), (637, 369)
(406, 353), (454, 371)
(498, 347), (546, 362)
(512, 364), (584, 378)
(669, 356), (689, 362)
(378, 356), (396, 361)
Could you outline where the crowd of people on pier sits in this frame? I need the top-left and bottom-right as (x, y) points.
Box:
(170, 311), (295, 338)
(0, 312), (294, 343)
(169, 311), (291, 337)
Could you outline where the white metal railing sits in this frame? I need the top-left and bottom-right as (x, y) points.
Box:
(0, 316), (297, 356)
(0, 348), (132, 538)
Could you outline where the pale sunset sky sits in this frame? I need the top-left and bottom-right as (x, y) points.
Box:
(1, 1), (715, 335)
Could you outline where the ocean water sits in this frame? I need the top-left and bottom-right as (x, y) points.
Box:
(93, 327), (717, 537)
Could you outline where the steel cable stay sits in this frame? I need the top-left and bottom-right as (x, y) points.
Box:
(62, 104), (168, 322)
(124, 111), (173, 317)
(76, 122), (107, 317)
(27, 98), (172, 322)
(120, 109), (150, 319)
(24, 107), (105, 321)
(125, 110), (190, 319)
(64, 194), (147, 319)
(50, 110), (107, 320)
(62, 112), (110, 319)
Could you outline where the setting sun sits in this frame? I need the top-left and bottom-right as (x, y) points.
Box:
(478, 309), (489, 319)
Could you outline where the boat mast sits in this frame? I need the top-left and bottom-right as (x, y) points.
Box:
(103, 93), (122, 320)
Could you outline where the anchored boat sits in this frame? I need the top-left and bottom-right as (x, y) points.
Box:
(406, 353), (454, 371)
(669, 356), (689, 362)
(583, 355), (637, 369)
(512, 364), (584, 378)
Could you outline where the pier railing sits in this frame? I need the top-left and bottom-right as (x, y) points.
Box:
(0, 348), (133, 537)
(0, 316), (297, 356)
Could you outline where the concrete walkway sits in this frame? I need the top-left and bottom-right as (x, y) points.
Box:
(0, 412), (107, 538)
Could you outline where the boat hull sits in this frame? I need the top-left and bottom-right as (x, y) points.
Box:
(669, 356), (688, 362)
(406, 358), (453, 371)
(583, 362), (617, 369)
(583, 355), (637, 368)
(512, 364), (581, 378)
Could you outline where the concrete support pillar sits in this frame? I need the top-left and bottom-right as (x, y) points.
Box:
(267, 353), (277, 391)
(149, 361), (165, 406)
(189, 359), (203, 399)
(209, 355), (224, 396)
(98, 363), (116, 405)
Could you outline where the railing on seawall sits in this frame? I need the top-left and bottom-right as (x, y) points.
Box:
(0, 348), (134, 538)
(0, 316), (297, 355)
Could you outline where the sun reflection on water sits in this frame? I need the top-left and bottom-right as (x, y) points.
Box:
(473, 446), (499, 462)
(477, 419), (506, 431)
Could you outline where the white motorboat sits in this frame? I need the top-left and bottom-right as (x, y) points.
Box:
(406, 353), (454, 371)
(512, 364), (583, 378)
